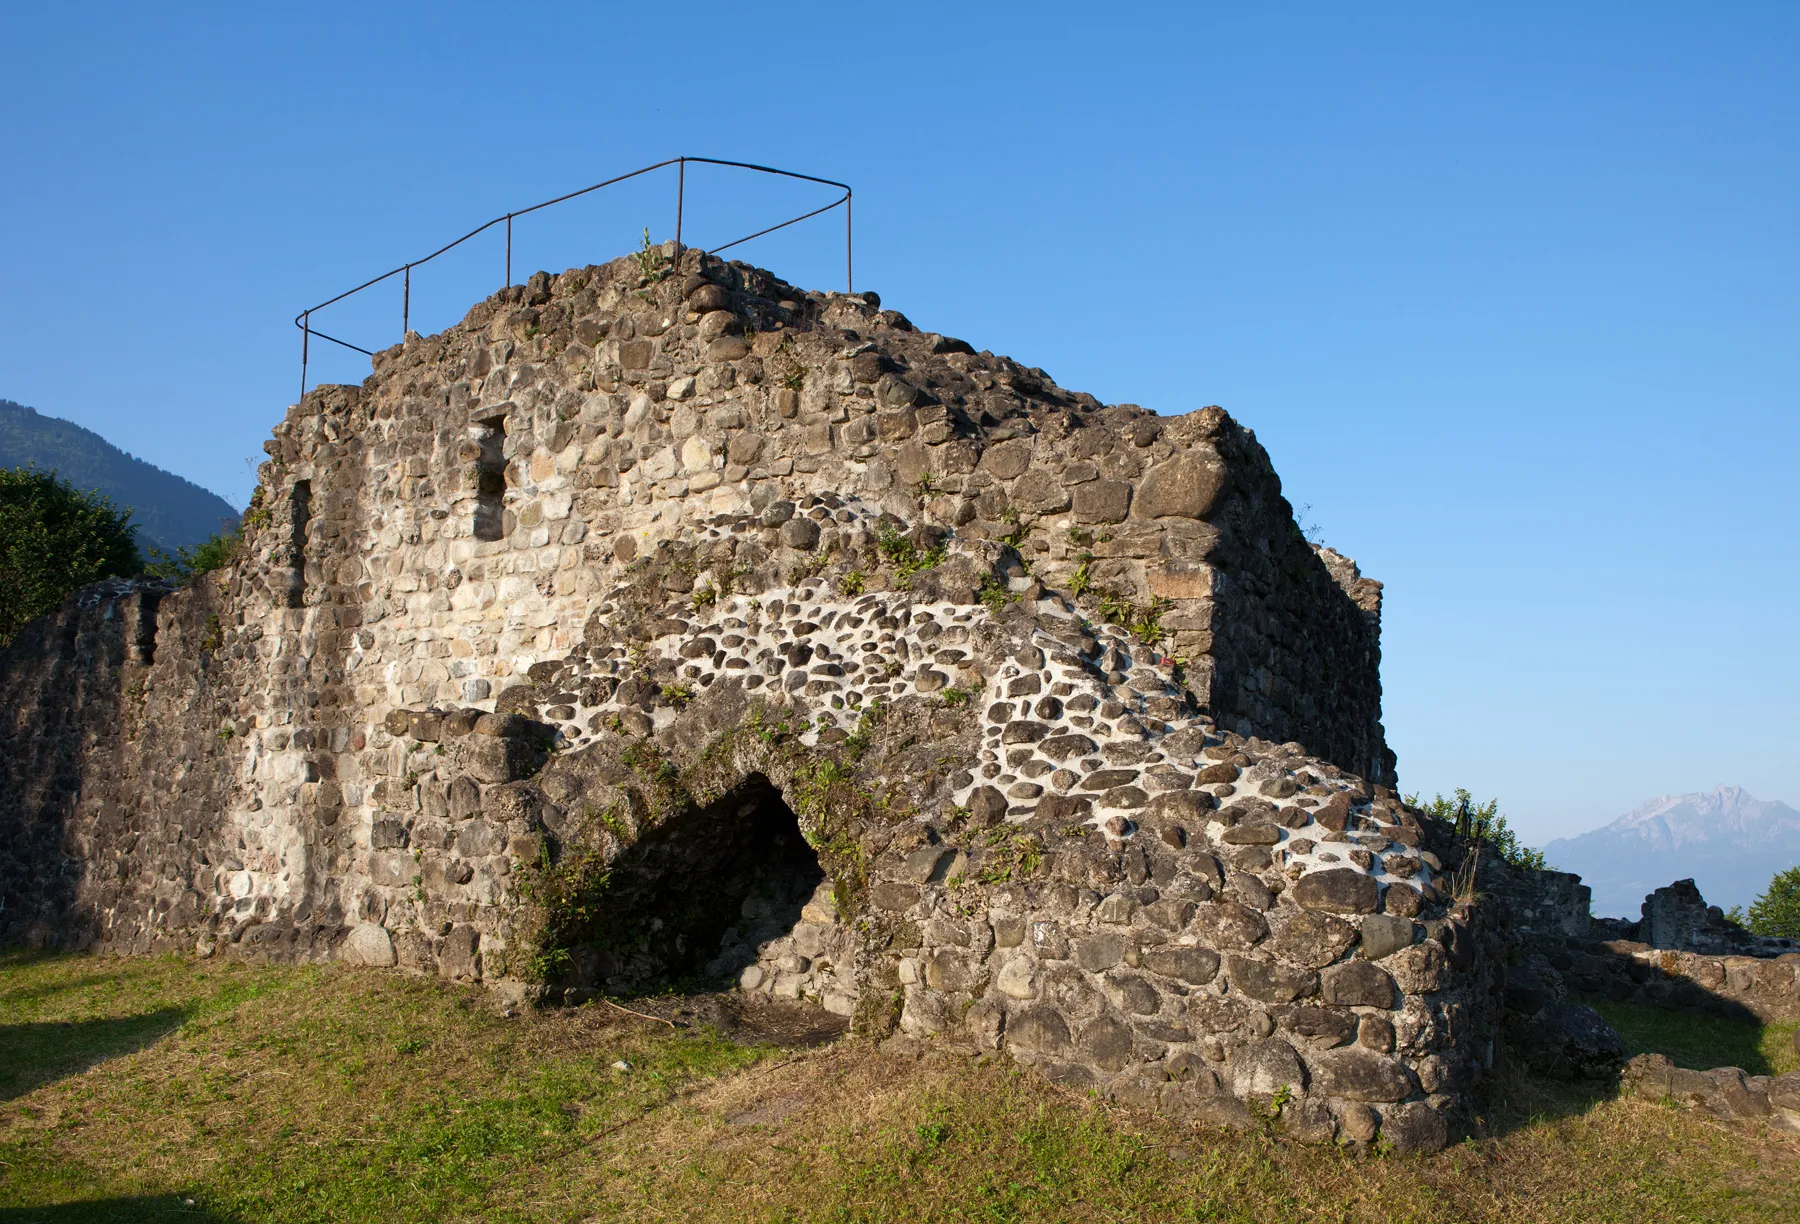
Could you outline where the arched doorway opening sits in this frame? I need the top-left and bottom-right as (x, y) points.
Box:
(575, 774), (854, 1015)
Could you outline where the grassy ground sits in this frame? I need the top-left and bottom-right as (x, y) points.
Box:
(1, 951), (1797, 1223)
(1586, 996), (1800, 1077)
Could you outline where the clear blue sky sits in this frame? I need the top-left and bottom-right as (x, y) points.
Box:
(3, 2), (1795, 847)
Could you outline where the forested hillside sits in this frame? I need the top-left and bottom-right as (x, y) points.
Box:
(0, 397), (238, 552)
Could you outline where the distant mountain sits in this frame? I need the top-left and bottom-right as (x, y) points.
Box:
(1544, 786), (1800, 917)
(0, 398), (239, 554)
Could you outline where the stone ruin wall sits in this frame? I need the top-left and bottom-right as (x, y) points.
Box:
(0, 579), (242, 952)
(1480, 869), (1800, 1025)
(0, 248), (1495, 1152)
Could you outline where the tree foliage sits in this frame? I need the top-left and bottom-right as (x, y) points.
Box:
(0, 465), (144, 646)
(1407, 787), (1550, 871)
(143, 528), (242, 582)
(1745, 866), (1800, 939)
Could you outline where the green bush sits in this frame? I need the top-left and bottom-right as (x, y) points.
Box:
(1407, 787), (1549, 871)
(1746, 866), (1800, 939)
(143, 527), (241, 582)
(0, 465), (144, 646)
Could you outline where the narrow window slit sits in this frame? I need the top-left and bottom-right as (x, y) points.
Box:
(284, 480), (311, 608)
(472, 415), (508, 541)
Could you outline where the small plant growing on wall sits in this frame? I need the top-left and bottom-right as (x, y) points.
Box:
(976, 573), (1017, 614)
(875, 525), (944, 589)
(1096, 591), (1171, 648)
(1067, 551), (1095, 599)
(998, 506), (1026, 549)
(633, 227), (668, 286)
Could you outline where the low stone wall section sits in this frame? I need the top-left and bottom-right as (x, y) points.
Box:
(1552, 939), (1800, 1023)
(1480, 865), (1592, 939)
(1623, 1054), (1800, 1134)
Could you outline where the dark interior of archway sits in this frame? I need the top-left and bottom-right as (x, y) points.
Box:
(574, 774), (824, 996)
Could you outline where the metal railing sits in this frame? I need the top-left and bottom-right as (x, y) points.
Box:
(293, 156), (853, 400)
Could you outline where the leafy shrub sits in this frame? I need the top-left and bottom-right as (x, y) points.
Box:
(0, 465), (143, 645)
(513, 844), (616, 983)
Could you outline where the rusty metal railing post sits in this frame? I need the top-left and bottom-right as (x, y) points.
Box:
(403, 266), (410, 336)
(674, 157), (685, 292)
(505, 215), (512, 288)
(301, 311), (310, 400)
(846, 191), (853, 294)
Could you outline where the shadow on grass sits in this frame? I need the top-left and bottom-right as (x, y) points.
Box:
(0, 1008), (191, 1103)
(1585, 994), (1786, 1076)
(0, 1197), (240, 1222)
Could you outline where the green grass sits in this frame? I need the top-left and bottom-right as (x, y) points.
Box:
(1585, 994), (1800, 1077)
(3, 952), (1799, 1223)
(0, 950), (290, 1102)
(0, 952), (769, 1222)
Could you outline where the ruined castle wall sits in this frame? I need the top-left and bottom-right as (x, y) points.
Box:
(1179, 426), (1391, 785)
(2, 249), (1464, 1149)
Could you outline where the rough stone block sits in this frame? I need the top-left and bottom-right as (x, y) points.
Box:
(1320, 960), (1395, 1008)
(340, 922), (396, 967)
(1228, 1039), (1307, 1102)
(1306, 1047), (1417, 1102)
(1292, 868), (1379, 914)
(1132, 452), (1227, 520)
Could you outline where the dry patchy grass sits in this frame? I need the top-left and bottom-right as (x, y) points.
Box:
(2, 951), (1798, 1223)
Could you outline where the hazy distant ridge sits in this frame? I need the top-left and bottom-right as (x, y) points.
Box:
(1544, 786), (1800, 916)
(0, 397), (239, 553)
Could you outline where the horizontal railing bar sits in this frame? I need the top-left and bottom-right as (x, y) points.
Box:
(400, 218), (506, 279)
(680, 156), (852, 195)
(293, 158), (686, 323)
(505, 158), (683, 224)
(296, 264), (407, 321)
